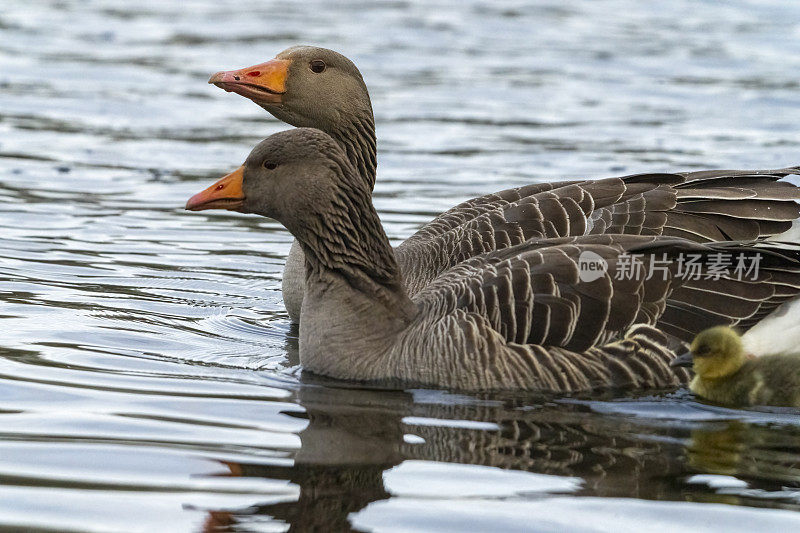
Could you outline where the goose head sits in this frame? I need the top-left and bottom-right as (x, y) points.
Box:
(670, 326), (747, 379)
(184, 128), (361, 232)
(208, 46), (373, 132)
(185, 128), (404, 304)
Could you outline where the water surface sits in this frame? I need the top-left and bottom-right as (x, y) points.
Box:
(2, 0), (800, 531)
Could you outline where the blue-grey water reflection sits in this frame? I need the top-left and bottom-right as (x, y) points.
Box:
(2, 1), (800, 531)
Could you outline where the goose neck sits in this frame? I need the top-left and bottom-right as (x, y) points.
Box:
(329, 112), (377, 191)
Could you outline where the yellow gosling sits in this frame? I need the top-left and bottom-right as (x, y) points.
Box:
(671, 326), (800, 407)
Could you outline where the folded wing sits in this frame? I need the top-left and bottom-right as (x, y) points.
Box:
(409, 235), (800, 391)
(398, 168), (800, 295)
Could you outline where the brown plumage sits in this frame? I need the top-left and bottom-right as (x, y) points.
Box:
(186, 129), (800, 392)
(210, 46), (800, 323)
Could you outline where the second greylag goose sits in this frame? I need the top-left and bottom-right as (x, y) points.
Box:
(186, 128), (800, 392)
(209, 46), (800, 323)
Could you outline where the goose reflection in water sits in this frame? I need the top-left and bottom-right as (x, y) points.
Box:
(685, 420), (800, 506)
(197, 388), (694, 530)
(189, 325), (800, 533)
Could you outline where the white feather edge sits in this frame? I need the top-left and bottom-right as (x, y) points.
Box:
(742, 216), (800, 356)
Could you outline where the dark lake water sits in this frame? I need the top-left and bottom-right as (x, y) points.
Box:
(3, 0), (800, 531)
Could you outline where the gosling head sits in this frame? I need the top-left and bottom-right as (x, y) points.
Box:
(670, 326), (747, 379)
(184, 127), (360, 232)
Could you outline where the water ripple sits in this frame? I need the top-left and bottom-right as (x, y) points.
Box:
(2, 0), (800, 530)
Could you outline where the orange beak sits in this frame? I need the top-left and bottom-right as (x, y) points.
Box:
(208, 59), (290, 105)
(185, 166), (245, 212)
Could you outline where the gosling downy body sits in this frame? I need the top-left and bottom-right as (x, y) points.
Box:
(672, 326), (800, 407)
(209, 46), (800, 324)
(187, 129), (800, 392)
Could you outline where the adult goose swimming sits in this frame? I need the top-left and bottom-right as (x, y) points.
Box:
(208, 46), (800, 324)
(186, 128), (800, 392)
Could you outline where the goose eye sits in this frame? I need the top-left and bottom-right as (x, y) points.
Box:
(263, 162), (277, 170)
(309, 59), (326, 73)
(694, 345), (710, 357)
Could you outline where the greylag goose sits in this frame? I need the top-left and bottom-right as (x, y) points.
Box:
(186, 128), (800, 392)
(671, 326), (800, 407)
(209, 46), (800, 323)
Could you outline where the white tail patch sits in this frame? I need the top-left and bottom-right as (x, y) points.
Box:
(768, 220), (800, 243)
(742, 296), (800, 356)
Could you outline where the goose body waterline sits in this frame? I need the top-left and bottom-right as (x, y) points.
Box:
(209, 46), (800, 324)
(672, 327), (800, 407)
(186, 129), (800, 392)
